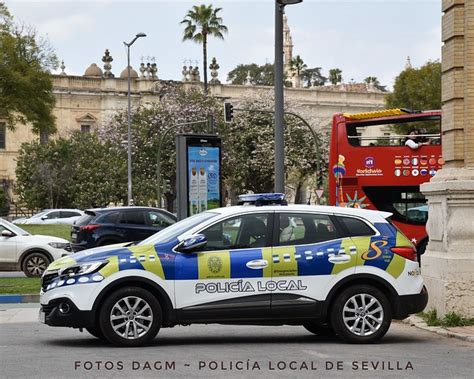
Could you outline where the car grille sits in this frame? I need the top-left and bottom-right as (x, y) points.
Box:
(41, 271), (59, 291)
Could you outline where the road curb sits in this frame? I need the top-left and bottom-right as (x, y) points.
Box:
(0, 294), (40, 304)
(403, 315), (474, 343)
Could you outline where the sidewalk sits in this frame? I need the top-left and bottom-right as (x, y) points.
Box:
(0, 304), (39, 324)
(402, 315), (474, 342)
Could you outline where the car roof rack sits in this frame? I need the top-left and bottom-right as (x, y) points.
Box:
(237, 193), (288, 206)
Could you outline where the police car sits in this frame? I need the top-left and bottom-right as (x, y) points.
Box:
(39, 193), (427, 346)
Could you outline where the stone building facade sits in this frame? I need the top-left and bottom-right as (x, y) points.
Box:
(421, 0), (474, 317)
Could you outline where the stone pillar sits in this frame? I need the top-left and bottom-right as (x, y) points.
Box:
(420, 0), (474, 317)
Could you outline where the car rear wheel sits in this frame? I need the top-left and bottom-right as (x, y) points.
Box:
(99, 287), (162, 347)
(331, 285), (392, 344)
(22, 252), (51, 277)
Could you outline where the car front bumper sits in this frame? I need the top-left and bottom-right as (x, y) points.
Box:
(39, 298), (95, 328)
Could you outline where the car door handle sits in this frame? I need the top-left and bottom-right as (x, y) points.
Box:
(328, 255), (351, 263)
(246, 259), (269, 269)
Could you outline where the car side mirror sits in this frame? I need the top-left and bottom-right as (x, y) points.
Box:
(41, 216), (48, 220)
(1, 230), (15, 238)
(175, 234), (207, 253)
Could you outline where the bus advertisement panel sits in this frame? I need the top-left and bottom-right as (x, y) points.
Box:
(329, 109), (443, 254)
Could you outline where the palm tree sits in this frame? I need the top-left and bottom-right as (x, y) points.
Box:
(288, 55), (307, 87)
(328, 68), (343, 85)
(181, 4), (228, 93)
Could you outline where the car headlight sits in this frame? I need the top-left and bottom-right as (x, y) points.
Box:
(58, 261), (107, 278)
(48, 242), (70, 249)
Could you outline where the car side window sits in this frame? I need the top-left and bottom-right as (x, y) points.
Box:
(60, 211), (81, 218)
(119, 211), (146, 225)
(338, 216), (376, 237)
(278, 213), (338, 246)
(200, 214), (270, 251)
(97, 212), (119, 224)
(46, 211), (61, 219)
(147, 211), (174, 228)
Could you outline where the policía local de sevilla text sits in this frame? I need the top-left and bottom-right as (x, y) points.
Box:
(74, 360), (414, 371)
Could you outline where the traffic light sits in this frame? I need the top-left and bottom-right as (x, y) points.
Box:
(224, 102), (234, 123)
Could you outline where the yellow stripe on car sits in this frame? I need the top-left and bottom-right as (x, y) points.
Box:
(129, 245), (165, 279)
(271, 246), (298, 277)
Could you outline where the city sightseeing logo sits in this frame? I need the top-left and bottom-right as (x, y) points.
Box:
(364, 157), (375, 168)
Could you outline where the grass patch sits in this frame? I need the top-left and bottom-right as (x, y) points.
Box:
(419, 309), (474, 327)
(0, 278), (41, 294)
(21, 224), (71, 241)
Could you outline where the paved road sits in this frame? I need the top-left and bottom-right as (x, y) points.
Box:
(0, 309), (472, 379)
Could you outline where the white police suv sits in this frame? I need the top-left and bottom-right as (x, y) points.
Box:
(40, 193), (427, 346)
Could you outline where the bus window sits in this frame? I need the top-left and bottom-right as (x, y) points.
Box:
(346, 115), (441, 147)
(363, 186), (427, 225)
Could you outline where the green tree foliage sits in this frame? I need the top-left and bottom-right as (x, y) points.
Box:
(386, 61), (441, 110)
(0, 2), (58, 134)
(15, 133), (124, 209)
(301, 67), (327, 87)
(328, 68), (343, 85)
(227, 63), (275, 86)
(181, 4), (227, 93)
(386, 61), (441, 134)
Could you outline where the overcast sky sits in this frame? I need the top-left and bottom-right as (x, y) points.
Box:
(5, 0), (441, 88)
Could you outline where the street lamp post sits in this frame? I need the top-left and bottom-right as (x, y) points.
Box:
(124, 32), (146, 206)
(274, 0), (302, 193)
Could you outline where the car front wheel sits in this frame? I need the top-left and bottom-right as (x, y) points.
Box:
(99, 287), (162, 347)
(331, 285), (392, 344)
(22, 252), (51, 277)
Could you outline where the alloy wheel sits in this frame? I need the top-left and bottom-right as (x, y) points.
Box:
(109, 296), (154, 340)
(342, 293), (384, 337)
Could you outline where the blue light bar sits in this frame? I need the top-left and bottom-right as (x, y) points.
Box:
(237, 193), (287, 206)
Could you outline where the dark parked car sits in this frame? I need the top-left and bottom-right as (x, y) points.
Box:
(71, 207), (177, 251)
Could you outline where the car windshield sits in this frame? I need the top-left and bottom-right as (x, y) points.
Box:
(138, 212), (219, 246)
(1, 219), (30, 236)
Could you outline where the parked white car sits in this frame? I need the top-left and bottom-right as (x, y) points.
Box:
(0, 218), (71, 277)
(12, 209), (84, 225)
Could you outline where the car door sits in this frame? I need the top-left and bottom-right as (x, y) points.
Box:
(270, 211), (357, 318)
(0, 224), (18, 263)
(174, 212), (275, 322)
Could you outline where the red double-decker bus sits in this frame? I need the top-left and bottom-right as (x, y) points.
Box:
(328, 108), (443, 255)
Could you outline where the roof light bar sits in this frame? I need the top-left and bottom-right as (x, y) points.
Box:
(237, 193), (288, 206)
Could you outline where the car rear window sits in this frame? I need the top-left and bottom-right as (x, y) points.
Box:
(75, 212), (96, 226)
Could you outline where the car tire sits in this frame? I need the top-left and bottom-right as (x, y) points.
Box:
(99, 287), (162, 347)
(303, 322), (336, 336)
(330, 285), (392, 344)
(86, 327), (105, 339)
(22, 252), (51, 277)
